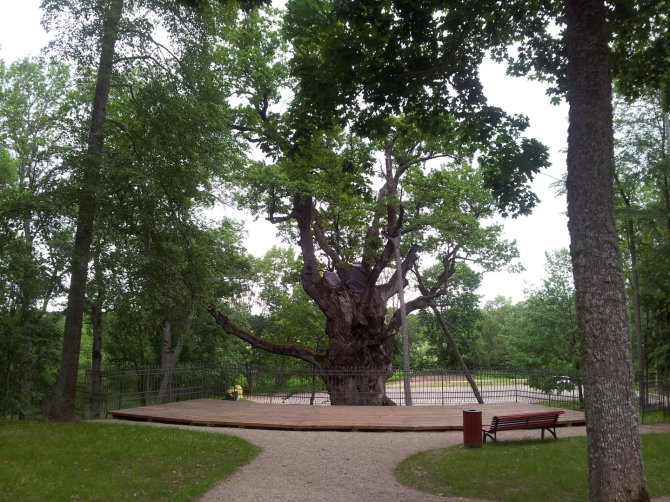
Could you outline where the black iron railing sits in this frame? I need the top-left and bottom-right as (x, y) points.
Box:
(75, 366), (598, 419)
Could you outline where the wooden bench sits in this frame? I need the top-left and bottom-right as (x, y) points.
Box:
(482, 410), (565, 442)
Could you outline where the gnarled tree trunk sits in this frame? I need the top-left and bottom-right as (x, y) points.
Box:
(319, 287), (396, 405)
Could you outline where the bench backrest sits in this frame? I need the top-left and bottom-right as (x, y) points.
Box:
(489, 410), (565, 431)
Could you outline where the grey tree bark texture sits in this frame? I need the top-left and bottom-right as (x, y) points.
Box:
(564, 0), (649, 500)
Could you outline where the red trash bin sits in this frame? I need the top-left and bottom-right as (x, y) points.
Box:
(463, 409), (483, 448)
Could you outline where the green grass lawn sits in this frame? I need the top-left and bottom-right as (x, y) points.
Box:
(0, 421), (260, 502)
(396, 433), (670, 502)
(533, 400), (583, 411)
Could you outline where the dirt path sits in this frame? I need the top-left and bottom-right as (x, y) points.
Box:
(198, 427), (482, 502)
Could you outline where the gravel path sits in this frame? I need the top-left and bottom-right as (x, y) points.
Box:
(105, 420), (670, 502)
(199, 428), (481, 502)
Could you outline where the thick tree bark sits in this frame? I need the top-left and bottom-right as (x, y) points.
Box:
(564, 1), (649, 500)
(46, 0), (124, 420)
(319, 286), (397, 405)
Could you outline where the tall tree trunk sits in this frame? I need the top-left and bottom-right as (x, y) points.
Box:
(627, 220), (645, 407)
(3, 347), (15, 419)
(564, 1), (649, 500)
(663, 109), (670, 237)
(392, 234), (413, 406)
(157, 317), (174, 405)
(90, 299), (104, 418)
(615, 175), (646, 408)
(18, 269), (35, 419)
(46, 0), (124, 420)
(89, 250), (105, 419)
(18, 336), (33, 419)
(18, 192), (36, 418)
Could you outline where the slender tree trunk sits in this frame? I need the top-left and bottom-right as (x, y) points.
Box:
(47, 0), (124, 420)
(3, 349), (14, 419)
(616, 176), (646, 408)
(18, 277), (34, 418)
(157, 307), (195, 404)
(18, 337), (33, 419)
(663, 109), (670, 237)
(157, 317), (174, 405)
(392, 235), (413, 406)
(627, 220), (646, 407)
(429, 302), (484, 404)
(89, 252), (105, 419)
(90, 303), (103, 418)
(18, 203), (35, 418)
(413, 268), (483, 404)
(564, 1), (649, 500)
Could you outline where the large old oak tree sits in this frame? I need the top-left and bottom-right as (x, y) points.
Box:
(210, 2), (548, 405)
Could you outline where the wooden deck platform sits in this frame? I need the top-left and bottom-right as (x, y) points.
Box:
(109, 399), (586, 431)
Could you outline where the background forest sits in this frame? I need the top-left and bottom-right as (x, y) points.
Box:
(0, 0), (669, 419)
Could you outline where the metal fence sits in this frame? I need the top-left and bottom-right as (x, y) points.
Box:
(76, 365), (669, 422)
(642, 376), (670, 423)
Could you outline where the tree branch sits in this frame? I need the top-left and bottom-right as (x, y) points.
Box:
(311, 206), (342, 266)
(293, 194), (323, 297)
(266, 212), (295, 224)
(387, 294), (433, 333)
(387, 262), (453, 333)
(209, 308), (323, 367)
(362, 144), (402, 293)
(379, 242), (420, 303)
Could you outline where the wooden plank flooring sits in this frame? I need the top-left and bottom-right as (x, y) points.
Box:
(110, 399), (586, 431)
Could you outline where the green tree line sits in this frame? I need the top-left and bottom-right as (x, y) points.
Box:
(2, 55), (668, 415)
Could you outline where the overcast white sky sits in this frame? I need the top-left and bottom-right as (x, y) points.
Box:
(0, 0), (571, 304)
